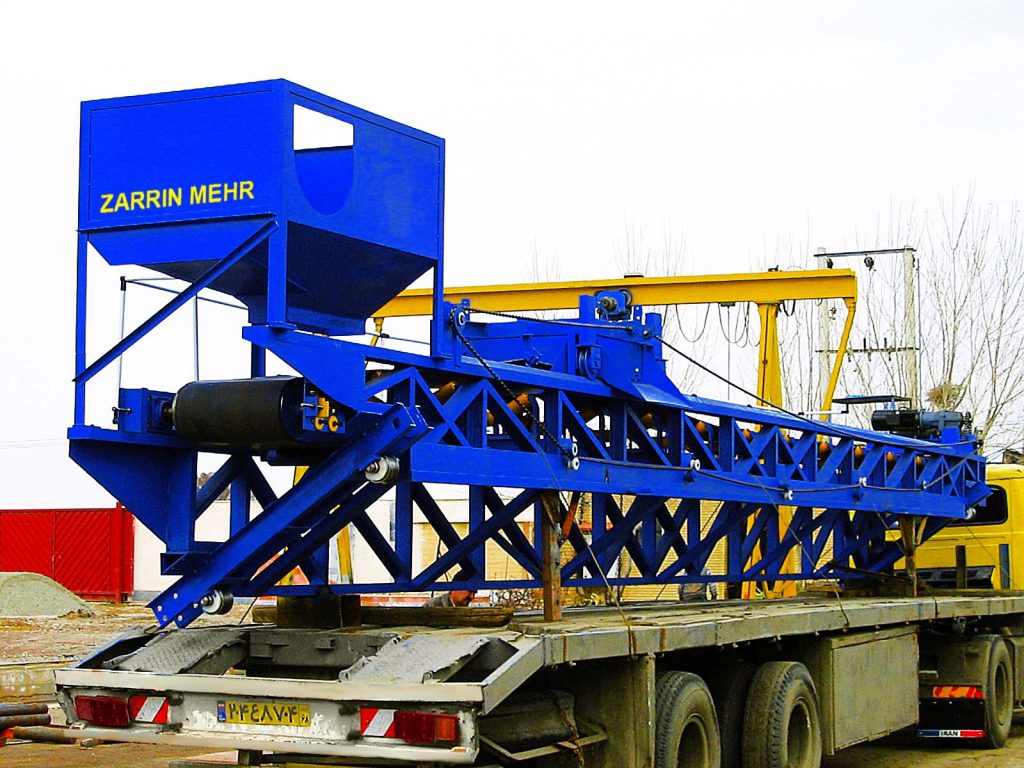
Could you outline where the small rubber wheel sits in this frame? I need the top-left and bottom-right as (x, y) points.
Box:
(706, 662), (758, 768)
(742, 661), (822, 768)
(982, 637), (1013, 749)
(656, 671), (722, 768)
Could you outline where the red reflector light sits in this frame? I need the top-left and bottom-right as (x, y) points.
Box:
(434, 713), (459, 743)
(74, 695), (130, 728)
(393, 710), (460, 744)
(932, 685), (984, 700)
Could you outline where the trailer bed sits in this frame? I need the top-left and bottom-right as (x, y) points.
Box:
(506, 593), (1024, 663)
(53, 594), (1024, 764)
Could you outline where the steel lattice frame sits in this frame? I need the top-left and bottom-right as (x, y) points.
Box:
(67, 81), (988, 629)
(70, 261), (989, 630)
(105, 316), (978, 622)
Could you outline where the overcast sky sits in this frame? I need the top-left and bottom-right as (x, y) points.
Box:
(1, 2), (1022, 506)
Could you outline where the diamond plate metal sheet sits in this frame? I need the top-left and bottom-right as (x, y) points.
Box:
(340, 635), (492, 683)
(117, 628), (247, 674)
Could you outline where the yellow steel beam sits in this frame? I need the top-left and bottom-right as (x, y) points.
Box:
(375, 269), (857, 317)
(756, 304), (784, 408)
(820, 297), (857, 415)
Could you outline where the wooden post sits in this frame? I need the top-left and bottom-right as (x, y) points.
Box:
(540, 491), (563, 621)
(900, 516), (918, 597)
(955, 545), (968, 590)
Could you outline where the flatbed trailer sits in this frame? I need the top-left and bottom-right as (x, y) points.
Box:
(55, 594), (1024, 766)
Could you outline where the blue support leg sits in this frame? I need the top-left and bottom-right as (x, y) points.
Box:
(148, 405), (427, 627)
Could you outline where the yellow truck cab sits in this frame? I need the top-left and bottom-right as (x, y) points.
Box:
(915, 463), (1024, 590)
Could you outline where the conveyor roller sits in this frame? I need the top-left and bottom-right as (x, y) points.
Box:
(170, 377), (307, 450)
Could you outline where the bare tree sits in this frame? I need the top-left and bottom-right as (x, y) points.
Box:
(524, 240), (563, 287)
(774, 193), (1024, 456)
(928, 196), (1024, 449)
(859, 194), (1024, 452)
(611, 221), (712, 394)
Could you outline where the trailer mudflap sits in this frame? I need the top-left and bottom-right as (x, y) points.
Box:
(918, 695), (987, 739)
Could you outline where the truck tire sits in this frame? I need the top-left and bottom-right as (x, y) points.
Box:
(742, 662), (822, 768)
(706, 662), (758, 768)
(656, 671), (722, 768)
(982, 637), (1013, 749)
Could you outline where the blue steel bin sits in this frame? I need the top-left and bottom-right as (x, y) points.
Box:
(78, 79), (444, 333)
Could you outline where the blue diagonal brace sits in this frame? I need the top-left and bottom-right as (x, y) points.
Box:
(148, 403), (427, 628)
(562, 495), (661, 576)
(246, 483), (394, 597)
(196, 455), (247, 514)
(242, 456), (279, 510)
(659, 502), (755, 579)
(411, 490), (537, 588)
(411, 483), (479, 577)
(75, 220), (277, 386)
(483, 487), (543, 573)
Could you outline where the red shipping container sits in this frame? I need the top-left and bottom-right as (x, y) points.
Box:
(0, 505), (134, 602)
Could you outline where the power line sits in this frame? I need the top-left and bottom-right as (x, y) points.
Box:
(0, 438), (65, 450)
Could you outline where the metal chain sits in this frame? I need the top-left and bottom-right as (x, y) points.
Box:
(449, 308), (574, 463)
(449, 308), (636, 639)
(546, 689), (587, 768)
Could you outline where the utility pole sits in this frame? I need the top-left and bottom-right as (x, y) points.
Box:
(902, 247), (920, 408)
(815, 247), (921, 407)
(815, 248), (835, 414)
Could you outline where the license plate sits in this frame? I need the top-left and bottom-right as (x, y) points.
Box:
(216, 700), (311, 727)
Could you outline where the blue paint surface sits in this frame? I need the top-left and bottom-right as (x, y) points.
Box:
(69, 81), (987, 628)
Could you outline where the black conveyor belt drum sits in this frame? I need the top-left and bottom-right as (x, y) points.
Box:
(171, 376), (306, 450)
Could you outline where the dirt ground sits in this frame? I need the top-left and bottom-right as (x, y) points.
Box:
(823, 717), (1024, 767)
(4, 726), (1024, 768)
(0, 602), (252, 663)
(0, 741), (213, 768)
(0, 603), (154, 664)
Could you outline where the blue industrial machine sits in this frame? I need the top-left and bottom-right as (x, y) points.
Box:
(70, 80), (987, 629)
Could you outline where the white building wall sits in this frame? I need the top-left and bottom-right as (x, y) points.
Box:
(133, 499), (231, 597)
(132, 488), (523, 599)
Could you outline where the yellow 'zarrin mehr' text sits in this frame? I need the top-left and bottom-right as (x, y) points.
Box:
(189, 180), (255, 205)
(99, 187), (183, 213)
(99, 181), (254, 214)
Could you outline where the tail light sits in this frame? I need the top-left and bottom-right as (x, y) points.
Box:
(360, 707), (459, 744)
(394, 710), (459, 744)
(74, 695), (130, 728)
(931, 685), (984, 699)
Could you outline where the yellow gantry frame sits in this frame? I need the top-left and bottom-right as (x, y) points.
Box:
(376, 269), (857, 415)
